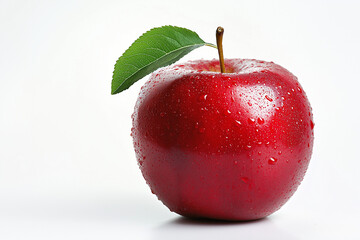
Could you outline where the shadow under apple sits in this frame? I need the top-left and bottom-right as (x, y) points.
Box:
(151, 215), (299, 240)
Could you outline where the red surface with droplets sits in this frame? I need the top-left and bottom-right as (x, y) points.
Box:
(132, 59), (314, 221)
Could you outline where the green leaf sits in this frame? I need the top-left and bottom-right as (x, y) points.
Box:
(111, 26), (216, 94)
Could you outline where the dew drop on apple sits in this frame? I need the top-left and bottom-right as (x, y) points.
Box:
(198, 94), (207, 102)
(265, 95), (273, 102)
(241, 177), (249, 184)
(235, 120), (242, 125)
(248, 118), (256, 124)
(268, 157), (277, 165)
(310, 120), (315, 129)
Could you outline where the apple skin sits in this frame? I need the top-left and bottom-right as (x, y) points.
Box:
(132, 59), (314, 221)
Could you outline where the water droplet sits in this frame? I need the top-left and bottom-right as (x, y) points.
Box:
(248, 118), (256, 124)
(227, 109), (232, 114)
(235, 120), (242, 125)
(258, 151), (261, 155)
(198, 94), (207, 101)
(278, 151), (282, 155)
(297, 87), (302, 92)
(265, 95), (273, 102)
(310, 120), (315, 129)
(234, 160), (238, 165)
(257, 117), (264, 124)
(257, 141), (262, 145)
(241, 177), (249, 184)
(247, 101), (252, 106)
(246, 145), (252, 149)
(268, 157), (277, 165)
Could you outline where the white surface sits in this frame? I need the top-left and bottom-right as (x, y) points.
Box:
(0, 0), (359, 239)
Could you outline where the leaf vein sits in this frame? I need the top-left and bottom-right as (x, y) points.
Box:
(149, 33), (183, 47)
(122, 52), (158, 60)
(117, 44), (204, 86)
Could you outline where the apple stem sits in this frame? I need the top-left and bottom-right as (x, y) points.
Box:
(216, 26), (225, 73)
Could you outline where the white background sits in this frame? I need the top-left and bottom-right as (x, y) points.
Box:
(0, 0), (359, 239)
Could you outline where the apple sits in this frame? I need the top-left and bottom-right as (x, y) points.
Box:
(111, 26), (314, 221)
(131, 58), (314, 221)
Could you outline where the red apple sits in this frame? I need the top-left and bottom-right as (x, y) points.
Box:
(131, 58), (314, 221)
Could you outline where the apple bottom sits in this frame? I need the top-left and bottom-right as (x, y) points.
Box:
(136, 140), (309, 221)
